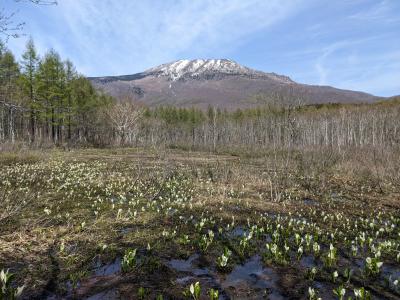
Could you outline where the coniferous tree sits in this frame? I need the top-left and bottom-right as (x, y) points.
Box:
(70, 75), (111, 142)
(64, 59), (77, 141)
(20, 38), (39, 143)
(0, 47), (20, 142)
(36, 49), (64, 142)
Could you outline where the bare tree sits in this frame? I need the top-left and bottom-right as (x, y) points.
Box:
(106, 96), (144, 146)
(0, 9), (24, 39)
(0, 0), (57, 40)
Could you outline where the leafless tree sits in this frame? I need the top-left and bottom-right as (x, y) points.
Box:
(106, 96), (144, 146)
(0, 0), (57, 40)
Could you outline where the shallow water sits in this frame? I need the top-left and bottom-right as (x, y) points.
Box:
(120, 227), (134, 235)
(167, 253), (286, 299)
(168, 253), (215, 284)
(94, 258), (121, 276)
(303, 198), (318, 206)
(86, 288), (119, 300)
(222, 255), (284, 299)
(300, 255), (316, 268)
(176, 275), (194, 285)
(382, 264), (400, 279)
(168, 253), (231, 299)
(312, 281), (336, 299)
(230, 226), (247, 238)
(168, 253), (199, 272)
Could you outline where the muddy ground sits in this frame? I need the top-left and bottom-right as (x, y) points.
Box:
(0, 148), (399, 299)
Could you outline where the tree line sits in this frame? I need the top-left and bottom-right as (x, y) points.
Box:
(0, 38), (112, 146)
(138, 101), (400, 152)
(1, 38), (400, 151)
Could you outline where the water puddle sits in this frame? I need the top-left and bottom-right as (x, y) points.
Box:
(303, 198), (318, 206)
(44, 292), (58, 300)
(354, 258), (365, 270)
(382, 264), (400, 279)
(300, 255), (317, 268)
(72, 273), (122, 299)
(222, 255), (284, 299)
(86, 288), (119, 300)
(167, 254), (228, 299)
(94, 258), (121, 276)
(264, 234), (272, 243)
(313, 281), (336, 299)
(230, 226), (247, 238)
(168, 254), (199, 272)
(120, 227), (134, 235)
(176, 275), (194, 285)
(168, 254), (211, 280)
(167, 253), (286, 299)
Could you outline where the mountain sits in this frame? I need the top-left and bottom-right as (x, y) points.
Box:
(89, 59), (380, 109)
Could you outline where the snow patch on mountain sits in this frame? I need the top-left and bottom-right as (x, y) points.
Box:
(145, 59), (293, 83)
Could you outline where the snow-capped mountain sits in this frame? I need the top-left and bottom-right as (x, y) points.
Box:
(89, 59), (379, 109)
(143, 59), (293, 83)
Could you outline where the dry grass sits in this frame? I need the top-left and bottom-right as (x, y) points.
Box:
(0, 147), (399, 299)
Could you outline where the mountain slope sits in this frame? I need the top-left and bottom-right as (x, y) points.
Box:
(89, 59), (379, 109)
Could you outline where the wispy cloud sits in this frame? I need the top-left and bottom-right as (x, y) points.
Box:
(314, 40), (363, 85)
(312, 34), (398, 90)
(348, 0), (399, 23)
(51, 0), (304, 75)
(315, 42), (344, 85)
(334, 50), (400, 94)
(4, 0), (400, 96)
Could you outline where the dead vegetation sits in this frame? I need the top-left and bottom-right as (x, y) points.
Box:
(0, 147), (399, 299)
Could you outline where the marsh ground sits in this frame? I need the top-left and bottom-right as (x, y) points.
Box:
(0, 148), (399, 299)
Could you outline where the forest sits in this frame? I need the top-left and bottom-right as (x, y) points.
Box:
(1, 38), (400, 154)
(0, 38), (112, 146)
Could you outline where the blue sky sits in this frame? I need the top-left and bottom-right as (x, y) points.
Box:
(3, 0), (400, 96)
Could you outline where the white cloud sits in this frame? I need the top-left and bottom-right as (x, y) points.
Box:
(4, 0), (399, 96)
(348, 0), (399, 23)
(313, 35), (395, 87)
(53, 0), (305, 75)
(314, 41), (351, 85)
(334, 50), (400, 96)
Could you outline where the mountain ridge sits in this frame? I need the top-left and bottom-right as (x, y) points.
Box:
(89, 59), (380, 109)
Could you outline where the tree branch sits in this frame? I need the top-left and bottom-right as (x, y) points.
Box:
(0, 0), (57, 40)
